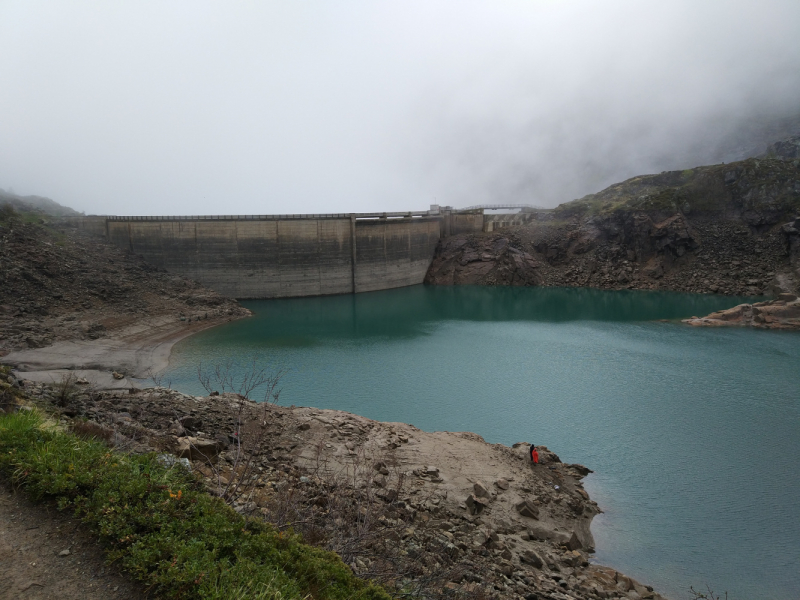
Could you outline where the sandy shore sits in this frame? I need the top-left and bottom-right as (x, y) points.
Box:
(4, 312), (249, 389)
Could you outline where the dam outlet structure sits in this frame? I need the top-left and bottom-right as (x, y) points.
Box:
(70, 206), (548, 299)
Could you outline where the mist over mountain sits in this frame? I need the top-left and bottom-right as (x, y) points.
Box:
(1, 1), (799, 215)
(0, 189), (81, 217)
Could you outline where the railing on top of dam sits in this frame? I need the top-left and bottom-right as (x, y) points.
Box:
(104, 210), (439, 222)
(458, 203), (550, 211)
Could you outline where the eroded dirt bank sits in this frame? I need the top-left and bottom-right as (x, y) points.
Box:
(7, 376), (668, 600)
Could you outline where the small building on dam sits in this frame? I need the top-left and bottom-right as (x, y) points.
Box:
(70, 205), (546, 299)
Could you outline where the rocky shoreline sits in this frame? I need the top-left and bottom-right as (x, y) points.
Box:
(426, 158), (800, 307)
(683, 293), (800, 330)
(4, 374), (668, 600)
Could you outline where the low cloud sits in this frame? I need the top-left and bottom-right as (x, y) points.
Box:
(1, 0), (799, 215)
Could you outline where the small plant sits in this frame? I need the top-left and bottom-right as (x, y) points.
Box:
(0, 203), (18, 225)
(70, 420), (115, 444)
(0, 367), (19, 413)
(52, 372), (78, 407)
(194, 360), (285, 506)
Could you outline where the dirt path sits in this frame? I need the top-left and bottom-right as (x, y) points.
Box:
(0, 484), (149, 600)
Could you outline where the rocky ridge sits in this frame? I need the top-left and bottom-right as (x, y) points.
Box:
(427, 158), (800, 305)
(7, 376), (668, 600)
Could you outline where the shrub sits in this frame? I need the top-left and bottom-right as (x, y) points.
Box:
(0, 409), (391, 600)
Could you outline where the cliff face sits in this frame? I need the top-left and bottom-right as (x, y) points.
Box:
(427, 158), (800, 297)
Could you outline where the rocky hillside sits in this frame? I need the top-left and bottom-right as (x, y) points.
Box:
(427, 157), (800, 298)
(10, 376), (668, 600)
(0, 206), (248, 354)
(765, 135), (800, 160)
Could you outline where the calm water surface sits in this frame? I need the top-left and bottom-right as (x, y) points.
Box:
(165, 285), (800, 600)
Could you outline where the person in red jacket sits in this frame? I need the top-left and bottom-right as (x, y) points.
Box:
(530, 443), (539, 465)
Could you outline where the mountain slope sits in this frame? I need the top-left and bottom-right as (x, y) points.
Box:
(427, 157), (800, 297)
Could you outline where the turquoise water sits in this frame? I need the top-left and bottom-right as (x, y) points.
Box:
(165, 285), (800, 600)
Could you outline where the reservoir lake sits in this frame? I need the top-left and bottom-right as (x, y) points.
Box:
(164, 285), (800, 600)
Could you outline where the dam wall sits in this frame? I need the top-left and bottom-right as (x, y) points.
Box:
(78, 213), (441, 299)
(66, 207), (544, 299)
(440, 210), (484, 237)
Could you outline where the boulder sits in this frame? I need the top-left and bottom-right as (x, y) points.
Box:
(465, 494), (489, 515)
(176, 436), (222, 462)
(167, 420), (186, 436)
(473, 530), (489, 546)
(562, 550), (584, 567)
(179, 416), (203, 431)
(494, 478), (510, 490)
(569, 463), (593, 476)
(473, 480), (491, 498)
(515, 499), (539, 519)
(566, 531), (583, 551)
(520, 549), (544, 569)
(525, 525), (571, 544)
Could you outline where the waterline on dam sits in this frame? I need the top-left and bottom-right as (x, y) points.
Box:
(165, 285), (800, 600)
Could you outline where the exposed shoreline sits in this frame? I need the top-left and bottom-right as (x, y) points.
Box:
(4, 311), (251, 389)
(10, 370), (668, 600)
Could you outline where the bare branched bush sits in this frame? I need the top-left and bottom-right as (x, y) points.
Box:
(690, 585), (728, 600)
(0, 384), (18, 413)
(197, 358), (285, 403)
(194, 362), (285, 507)
(190, 360), (482, 598)
(261, 443), (472, 599)
(146, 367), (171, 389)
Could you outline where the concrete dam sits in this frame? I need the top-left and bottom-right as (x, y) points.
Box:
(73, 208), (494, 299)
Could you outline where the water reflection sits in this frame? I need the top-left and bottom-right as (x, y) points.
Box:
(230, 285), (757, 346)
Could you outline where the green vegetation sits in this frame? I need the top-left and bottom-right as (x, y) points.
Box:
(0, 408), (392, 600)
(0, 203), (47, 226)
(553, 158), (800, 220)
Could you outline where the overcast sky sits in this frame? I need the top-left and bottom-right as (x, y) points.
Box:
(1, 1), (799, 216)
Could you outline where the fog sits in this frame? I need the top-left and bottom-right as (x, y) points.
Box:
(1, 1), (799, 216)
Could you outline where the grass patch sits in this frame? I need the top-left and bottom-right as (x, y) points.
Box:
(0, 408), (392, 600)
